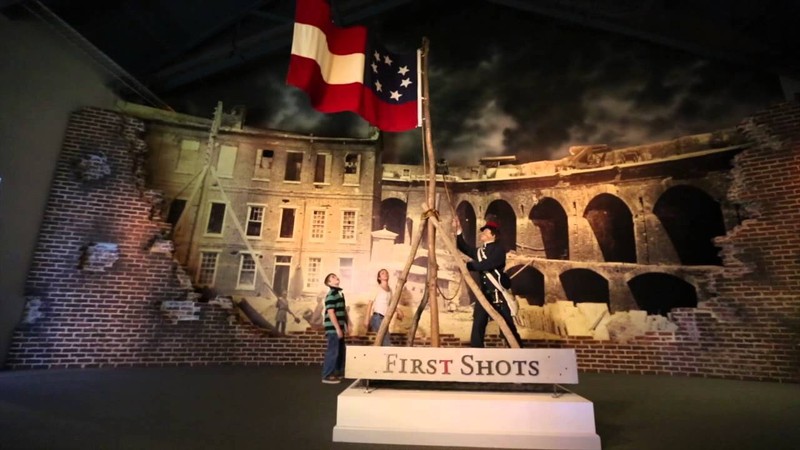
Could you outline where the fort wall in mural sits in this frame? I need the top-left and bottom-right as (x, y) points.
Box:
(7, 103), (798, 382)
(140, 103), (746, 344)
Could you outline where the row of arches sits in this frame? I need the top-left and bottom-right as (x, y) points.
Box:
(381, 185), (727, 266)
(508, 266), (697, 315)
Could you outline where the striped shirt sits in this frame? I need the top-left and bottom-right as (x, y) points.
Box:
(323, 287), (347, 335)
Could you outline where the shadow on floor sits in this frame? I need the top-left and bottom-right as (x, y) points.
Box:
(0, 366), (798, 450)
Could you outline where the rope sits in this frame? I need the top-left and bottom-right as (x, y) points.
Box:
(437, 279), (461, 301)
(422, 208), (439, 220)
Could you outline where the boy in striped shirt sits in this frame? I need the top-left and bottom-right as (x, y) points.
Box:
(321, 273), (351, 384)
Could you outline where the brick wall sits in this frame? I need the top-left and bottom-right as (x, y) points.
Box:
(6, 105), (799, 383)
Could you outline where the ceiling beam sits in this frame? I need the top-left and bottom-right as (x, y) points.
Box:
(151, 24), (293, 92)
(0, 0), (23, 9)
(152, 0), (416, 92)
(144, 0), (275, 73)
(488, 0), (799, 77)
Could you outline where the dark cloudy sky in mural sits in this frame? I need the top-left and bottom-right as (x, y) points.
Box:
(163, 1), (785, 165)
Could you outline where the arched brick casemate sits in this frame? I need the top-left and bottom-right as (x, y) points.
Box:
(654, 185), (726, 265)
(584, 194), (637, 263)
(628, 273), (698, 315)
(529, 197), (569, 260)
(508, 264), (545, 306)
(485, 199), (516, 252)
(456, 200), (477, 247)
(559, 268), (610, 305)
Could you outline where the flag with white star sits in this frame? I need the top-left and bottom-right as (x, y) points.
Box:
(361, 41), (420, 132)
(287, 0), (421, 132)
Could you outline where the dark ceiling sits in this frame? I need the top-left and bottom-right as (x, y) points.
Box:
(4, 0), (799, 108)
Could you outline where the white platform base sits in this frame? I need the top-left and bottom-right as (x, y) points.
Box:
(333, 381), (601, 450)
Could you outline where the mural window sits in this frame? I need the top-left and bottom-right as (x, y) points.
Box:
(380, 198), (408, 244)
(341, 210), (357, 241)
(237, 253), (257, 289)
(176, 139), (199, 174)
(216, 144), (238, 178)
(197, 251), (219, 286)
(279, 207), (296, 239)
(273, 255), (292, 299)
(314, 153), (332, 184)
(402, 168), (410, 178)
(246, 205), (265, 238)
(310, 209), (326, 240)
(166, 198), (187, 229)
(343, 153), (360, 185)
(205, 202), (226, 235)
(285, 151), (303, 182)
(253, 149), (273, 180)
(339, 257), (354, 287)
(306, 256), (322, 288)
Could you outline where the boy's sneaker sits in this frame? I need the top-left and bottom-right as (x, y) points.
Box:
(322, 375), (341, 384)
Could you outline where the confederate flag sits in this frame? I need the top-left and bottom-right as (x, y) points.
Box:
(286, 0), (421, 132)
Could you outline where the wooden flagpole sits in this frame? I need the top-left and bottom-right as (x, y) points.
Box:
(420, 37), (441, 347)
(375, 37), (519, 348)
(372, 39), (440, 347)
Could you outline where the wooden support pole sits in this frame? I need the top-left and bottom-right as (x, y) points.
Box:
(420, 37), (441, 346)
(405, 288), (428, 347)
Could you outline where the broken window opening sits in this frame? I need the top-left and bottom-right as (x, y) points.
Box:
(285, 151), (303, 182)
(167, 198), (187, 230)
(343, 153), (360, 185)
(253, 149), (274, 180)
(279, 208), (296, 239)
(206, 202), (226, 235)
(273, 255), (292, 299)
(314, 153), (331, 184)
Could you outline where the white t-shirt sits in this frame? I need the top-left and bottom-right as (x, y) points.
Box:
(372, 287), (392, 316)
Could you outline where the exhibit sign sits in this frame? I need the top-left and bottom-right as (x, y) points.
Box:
(345, 346), (578, 384)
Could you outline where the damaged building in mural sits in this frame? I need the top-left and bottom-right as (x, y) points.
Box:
(134, 103), (745, 344)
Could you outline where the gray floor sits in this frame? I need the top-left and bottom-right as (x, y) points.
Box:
(0, 365), (798, 450)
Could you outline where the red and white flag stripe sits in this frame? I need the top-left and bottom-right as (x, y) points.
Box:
(287, 0), (420, 132)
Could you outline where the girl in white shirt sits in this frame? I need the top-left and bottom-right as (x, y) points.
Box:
(365, 268), (403, 346)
